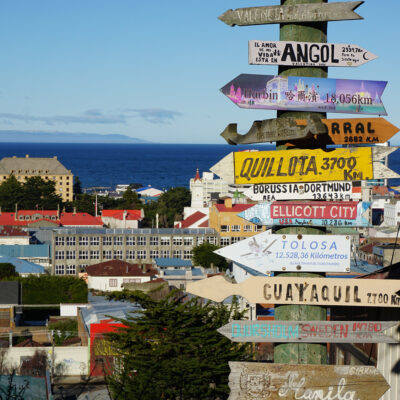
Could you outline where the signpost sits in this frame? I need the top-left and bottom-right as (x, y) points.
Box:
(220, 115), (326, 145)
(218, 1), (364, 26)
(227, 362), (389, 400)
(242, 181), (360, 202)
(238, 201), (371, 228)
(185, 275), (400, 308)
(214, 232), (351, 273)
(249, 40), (377, 67)
(220, 74), (387, 115)
(218, 320), (399, 343)
(297, 117), (399, 145)
(210, 147), (399, 185)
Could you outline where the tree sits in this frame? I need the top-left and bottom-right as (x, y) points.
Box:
(0, 263), (18, 280)
(119, 187), (141, 209)
(192, 242), (229, 271)
(73, 176), (83, 196)
(0, 175), (23, 211)
(106, 291), (250, 400)
(21, 176), (62, 209)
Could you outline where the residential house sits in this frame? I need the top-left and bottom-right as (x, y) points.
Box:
(86, 260), (155, 291)
(0, 155), (74, 202)
(101, 209), (143, 229)
(0, 226), (30, 245)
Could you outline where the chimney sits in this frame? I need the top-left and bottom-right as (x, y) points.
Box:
(123, 210), (127, 221)
(140, 208), (145, 219)
(73, 207), (76, 215)
(57, 203), (60, 219)
(224, 197), (233, 208)
(15, 204), (18, 221)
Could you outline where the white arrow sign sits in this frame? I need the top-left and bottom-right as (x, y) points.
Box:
(249, 40), (377, 67)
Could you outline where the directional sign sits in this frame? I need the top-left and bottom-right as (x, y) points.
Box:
(214, 232), (351, 273)
(249, 40), (377, 67)
(238, 201), (371, 228)
(218, 320), (399, 343)
(297, 117), (400, 145)
(221, 74), (387, 115)
(221, 115), (326, 145)
(228, 362), (390, 400)
(219, 1), (364, 27)
(243, 182), (361, 202)
(210, 147), (399, 185)
(185, 275), (400, 308)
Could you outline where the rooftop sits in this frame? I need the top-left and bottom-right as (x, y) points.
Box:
(154, 258), (192, 268)
(0, 155), (71, 175)
(86, 259), (155, 277)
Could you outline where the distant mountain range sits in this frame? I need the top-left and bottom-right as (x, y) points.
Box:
(0, 130), (151, 144)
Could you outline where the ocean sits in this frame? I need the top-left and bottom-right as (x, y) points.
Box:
(0, 142), (399, 190)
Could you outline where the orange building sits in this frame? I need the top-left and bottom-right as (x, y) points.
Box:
(209, 198), (266, 247)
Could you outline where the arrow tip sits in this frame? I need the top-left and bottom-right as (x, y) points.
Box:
(218, 10), (234, 26)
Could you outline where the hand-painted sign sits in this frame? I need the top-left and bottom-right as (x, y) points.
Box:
(228, 362), (389, 400)
(219, 1), (364, 26)
(243, 181), (361, 202)
(218, 320), (398, 343)
(220, 74), (387, 115)
(296, 117), (399, 145)
(249, 40), (377, 67)
(214, 232), (351, 273)
(210, 147), (399, 185)
(221, 116), (326, 145)
(238, 201), (371, 228)
(185, 275), (400, 308)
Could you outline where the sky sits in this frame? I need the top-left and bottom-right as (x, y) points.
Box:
(0, 0), (399, 144)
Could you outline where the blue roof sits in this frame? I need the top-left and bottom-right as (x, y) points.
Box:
(0, 256), (45, 274)
(234, 262), (269, 277)
(154, 258), (192, 267)
(0, 244), (50, 258)
(163, 267), (204, 277)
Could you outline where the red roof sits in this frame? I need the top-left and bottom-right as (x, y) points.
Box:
(359, 242), (379, 254)
(60, 212), (103, 226)
(180, 211), (207, 228)
(0, 226), (29, 237)
(198, 220), (209, 228)
(215, 204), (254, 212)
(86, 260), (156, 277)
(372, 186), (389, 195)
(194, 168), (201, 182)
(101, 209), (142, 221)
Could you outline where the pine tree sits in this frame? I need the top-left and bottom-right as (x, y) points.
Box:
(106, 291), (250, 400)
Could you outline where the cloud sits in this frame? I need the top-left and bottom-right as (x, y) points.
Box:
(0, 108), (183, 126)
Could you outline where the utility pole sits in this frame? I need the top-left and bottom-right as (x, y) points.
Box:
(274, 0), (328, 365)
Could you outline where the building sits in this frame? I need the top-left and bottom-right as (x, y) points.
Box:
(51, 227), (219, 275)
(0, 155), (74, 202)
(0, 226), (30, 245)
(209, 198), (264, 246)
(101, 209), (143, 229)
(0, 244), (51, 271)
(383, 199), (400, 226)
(174, 210), (209, 229)
(86, 260), (155, 291)
(372, 243), (400, 266)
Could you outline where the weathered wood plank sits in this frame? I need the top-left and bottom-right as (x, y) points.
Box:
(228, 362), (390, 400)
(219, 1), (364, 26)
(185, 275), (400, 308)
(218, 320), (399, 343)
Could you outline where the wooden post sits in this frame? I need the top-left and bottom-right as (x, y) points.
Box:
(274, 0), (328, 365)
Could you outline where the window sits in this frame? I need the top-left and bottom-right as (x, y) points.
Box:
(123, 278), (141, 284)
(55, 237), (65, 246)
(79, 236), (89, 246)
(173, 250), (182, 258)
(126, 250), (135, 260)
(114, 236), (123, 246)
(114, 250), (123, 259)
(160, 250), (170, 258)
(183, 237), (193, 246)
(103, 250), (112, 259)
(90, 250), (100, 259)
(221, 225), (229, 232)
(79, 250), (88, 260)
(220, 238), (230, 246)
(207, 236), (216, 245)
(173, 237), (183, 246)
(150, 250), (159, 258)
(244, 225), (253, 232)
(197, 237), (204, 245)
(255, 225), (263, 231)
(137, 236), (146, 246)
(103, 237), (112, 246)
(55, 251), (64, 260)
(183, 250), (192, 260)
(150, 236), (159, 246)
(109, 279), (118, 288)
(231, 237), (241, 243)
(126, 236), (135, 246)
(231, 225), (241, 232)
(55, 265), (64, 275)
(66, 265), (76, 275)
(160, 237), (170, 246)
(90, 236), (100, 246)
(66, 250), (76, 260)
(137, 250), (147, 259)
(66, 237), (76, 246)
